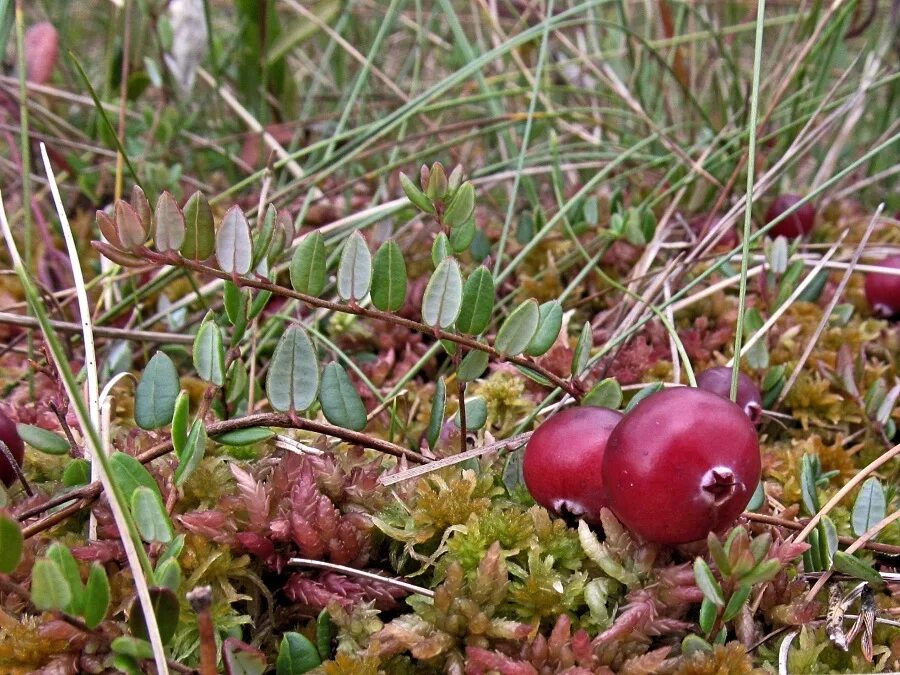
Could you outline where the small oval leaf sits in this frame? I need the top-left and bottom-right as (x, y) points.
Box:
(174, 420), (207, 487)
(115, 200), (147, 250)
(456, 267), (494, 335)
(135, 351), (180, 430)
(109, 451), (162, 502)
(852, 478), (886, 537)
(693, 558), (725, 607)
(0, 513), (23, 573)
(181, 191), (215, 260)
(582, 378), (623, 409)
(495, 299), (540, 357)
(337, 231), (372, 302)
(132, 485), (174, 543)
(454, 396), (487, 430)
(371, 240), (407, 312)
(426, 377), (446, 449)
(422, 257), (463, 328)
(213, 427), (274, 446)
(128, 587), (180, 646)
(193, 319), (226, 386)
(16, 424), (70, 455)
(399, 172), (435, 214)
(319, 363), (367, 432)
(443, 182), (475, 229)
(31, 558), (72, 611)
(458, 350), (489, 382)
(217, 206), (253, 275)
(290, 232), (327, 297)
(154, 191), (185, 252)
(171, 391), (190, 459)
(525, 301), (562, 356)
(276, 632), (321, 675)
(431, 232), (451, 266)
(571, 321), (593, 376)
(266, 325), (320, 412)
(83, 563), (111, 629)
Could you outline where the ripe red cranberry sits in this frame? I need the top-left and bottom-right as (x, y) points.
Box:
(765, 194), (816, 238)
(523, 406), (623, 524)
(864, 254), (900, 319)
(687, 214), (738, 249)
(602, 388), (760, 544)
(0, 409), (24, 488)
(695, 366), (763, 425)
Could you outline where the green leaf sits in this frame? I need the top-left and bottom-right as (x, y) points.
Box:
(83, 563), (111, 629)
(681, 635), (713, 656)
(431, 232), (451, 266)
(217, 205), (253, 275)
(276, 632), (321, 675)
(31, 558), (72, 611)
(525, 301), (562, 356)
(171, 391), (190, 459)
(495, 299), (540, 357)
(852, 478), (886, 537)
(174, 420), (207, 487)
(316, 610), (334, 661)
(625, 382), (663, 412)
(319, 363), (367, 432)
(109, 451), (162, 501)
(181, 191), (215, 260)
(154, 191), (185, 252)
(456, 266), (495, 335)
(443, 182), (475, 229)
(458, 350), (489, 382)
(831, 551), (887, 590)
(223, 637), (268, 675)
(707, 532), (731, 576)
(62, 459), (91, 487)
(449, 218), (475, 253)
(722, 583), (751, 622)
(154, 558), (182, 592)
(425, 162), (448, 199)
(698, 596), (717, 634)
(116, 200), (147, 250)
(213, 427), (274, 446)
(0, 513), (23, 573)
(223, 281), (246, 325)
(571, 321), (592, 376)
(514, 364), (552, 386)
(371, 240), (407, 312)
(134, 351), (180, 430)
(582, 378), (623, 409)
(454, 396), (487, 430)
(800, 454), (820, 516)
(399, 172), (435, 213)
(426, 377), (446, 449)
(266, 325), (320, 412)
(16, 424), (70, 455)
(252, 205), (278, 269)
(128, 587), (180, 645)
(193, 319), (226, 386)
(818, 516), (838, 568)
(132, 486), (174, 543)
(111, 636), (154, 660)
(738, 558), (780, 586)
(290, 232), (327, 297)
(742, 307), (769, 369)
(693, 558), (725, 606)
(422, 258), (463, 328)
(746, 481), (765, 511)
(337, 231), (372, 302)
(47, 543), (84, 614)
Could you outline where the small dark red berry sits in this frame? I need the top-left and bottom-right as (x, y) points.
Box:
(695, 366), (763, 425)
(688, 214), (738, 249)
(523, 406), (623, 524)
(602, 387), (760, 544)
(0, 409), (25, 488)
(765, 194), (816, 238)
(864, 254), (900, 319)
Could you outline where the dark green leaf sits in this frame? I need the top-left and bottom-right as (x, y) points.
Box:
(449, 218), (475, 252)
(337, 231), (372, 302)
(213, 427), (274, 446)
(290, 232), (327, 297)
(216, 205), (253, 275)
(454, 396), (487, 430)
(276, 632), (322, 675)
(426, 162), (447, 199)
(582, 378), (622, 409)
(831, 551), (887, 590)
(525, 301), (562, 357)
(252, 205), (278, 269)
(111, 636), (153, 660)
(319, 363), (367, 431)
(422, 258), (463, 328)
(316, 610), (334, 660)
(134, 351), (180, 430)
(171, 391), (190, 459)
(746, 480), (765, 511)
(800, 454), (820, 516)
(443, 182), (475, 229)
(62, 459), (91, 487)
(571, 321), (592, 376)
(83, 563), (111, 629)
(456, 267), (494, 335)
(495, 299), (540, 357)
(223, 281), (246, 325)
(681, 635), (713, 656)
(738, 558), (780, 586)
(174, 420), (207, 487)
(266, 325), (320, 412)
(193, 319), (225, 385)
(426, 377), (446, 449)
(722, 583), (751, 622)
(399, 172), (435, 213)
(625, 382), (663, 412)
(181, 191), (215, 260)
(128, 586), (180, 645)
(31, 558), (72, 611)
(431, 232), (451, 266)
(154, 558), (182, 592)
(458, 350), (489, 382)
(132, 486), (174, 543)
(371, 240), (407, 312)
(693, 558), (725, 606)
(154, 191), (185, 252)
(698, 596), (717, 634)
(109, 451), (162, 501)
(852, 478), (886, 537)
(47, 543), (84, 614)
(0, 513), (23, 573)
(16, 424), (70, 455)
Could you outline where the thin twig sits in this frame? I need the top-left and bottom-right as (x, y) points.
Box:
(287, 557), (434, 597)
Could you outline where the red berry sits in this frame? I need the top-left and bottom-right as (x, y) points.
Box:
(864, 254), (900, 319)
(688, 214), (738, 249)
(602, 388), (760, 544)
(0, 409), (24, 488)
(523, 406), (623, 524)
(695, 366), (763, 425)
(765, 194), (816, 238)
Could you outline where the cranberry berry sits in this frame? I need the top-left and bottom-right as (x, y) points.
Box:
(0, 409), (24, 488)
(695, 366), (763, 425)
(864, 254), (900, 319)
(602, 387), (760, 544)
(687, 214), (738, 250)
(765, 194), (816, 238)
(523, 406), (623, 524)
